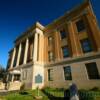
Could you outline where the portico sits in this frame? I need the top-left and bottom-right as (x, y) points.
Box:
(7, 22), (45, 90)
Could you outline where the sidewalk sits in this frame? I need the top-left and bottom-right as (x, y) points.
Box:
(0, 89), (19, 96)
(0, 90), (9, 96)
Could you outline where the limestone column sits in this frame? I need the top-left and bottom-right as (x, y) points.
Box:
(67, 21), (82, 57)
(10, 48), (16, 68)
(54, 31), (61, 61)
(23, 38), (29, 64)
(33, 33), (38, 62)
(38, 34), (44, 63)
(85, 14), (100, 51)
(44, 36), (48, 63)
(20, 69), (22, 81)
(11, 74), (14, 82)
(16, 43), (22, 66)
(41, 35), (44, 62)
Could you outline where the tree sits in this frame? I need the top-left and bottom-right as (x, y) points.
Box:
(0, 64), (6, 82)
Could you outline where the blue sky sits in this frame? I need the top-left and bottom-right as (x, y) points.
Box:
(0, 0), (100, 68)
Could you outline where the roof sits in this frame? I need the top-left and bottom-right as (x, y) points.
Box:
(44, 0), (92, 31)
(14, 0), (92, 43)
(14, 22), (45, 43)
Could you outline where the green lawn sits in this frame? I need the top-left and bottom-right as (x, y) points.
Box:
(0, 90), (49, 100)
(0, 88), (100, 100)
(0, 88), (65, 100)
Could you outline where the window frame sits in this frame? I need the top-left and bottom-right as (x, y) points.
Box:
(60, 30), (67, 39)
(85, 62), (100, 80)
(48, 36), (53, 45)
(62, 45), (70, 58)
(76, 19), (86, 33)
(63, 66), (72, 80)
(48, 69), (53, 81)
(48, 51), (54, 62)
(80, 38), (93, 53)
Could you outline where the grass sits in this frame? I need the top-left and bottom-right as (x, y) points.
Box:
(0, 88), (64, 100)
(0, 90), (49, 100)
(43, 87), (64, 97)
(0, 88), (100, 100)
(5, 93), (33, 100)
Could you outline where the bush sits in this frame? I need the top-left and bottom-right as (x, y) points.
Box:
(55, 88), (64, 91)
(19, 83), (28, 95)
(90, 87), (100, 91)
(20, 83), (25, 91)
(64, 89), (70, 99)
(79, 90), (95, 100)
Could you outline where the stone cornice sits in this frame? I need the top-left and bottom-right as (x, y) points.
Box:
(44, 0), (90, 33)
(14, 22), (45, 44)
(44, 52), (100, 67)
(8, 61), (33, 71)
(8, 52), (100, 70)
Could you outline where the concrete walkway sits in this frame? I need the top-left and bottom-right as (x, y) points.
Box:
(0, 89), (19, 96)
(0, 90), (9, 96)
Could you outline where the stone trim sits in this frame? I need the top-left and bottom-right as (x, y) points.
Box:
(45, 53), (100, 67)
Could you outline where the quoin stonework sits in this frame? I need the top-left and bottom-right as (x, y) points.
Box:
(6, 0), (100, 90)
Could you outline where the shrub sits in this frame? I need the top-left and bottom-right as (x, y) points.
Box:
(90, 87), (100, 91)
(64, 89), (70, 99)
(55, 88), (64, 91)
(19, 83), (28, 95)
(79, 90), (95, 100)
(20, 83), (25, 91)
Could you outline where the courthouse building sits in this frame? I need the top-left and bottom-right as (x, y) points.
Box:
(7, 0), (100, 90)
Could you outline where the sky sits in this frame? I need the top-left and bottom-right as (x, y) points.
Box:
(0, 0), (100, 68)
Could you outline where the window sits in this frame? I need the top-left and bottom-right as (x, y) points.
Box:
(48, 51), (54, 61)
(62, 46), (69, 58)
(85, 62), (100, 79)
(63, 66), (72, 80)
(48, 69), (53, 81)
(48, 36), (53, 45)
(76, 19), (85, 32)
(14, 74), (20, 81)
(60, 30), (67, 39)
(80, 39), (92, 53)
